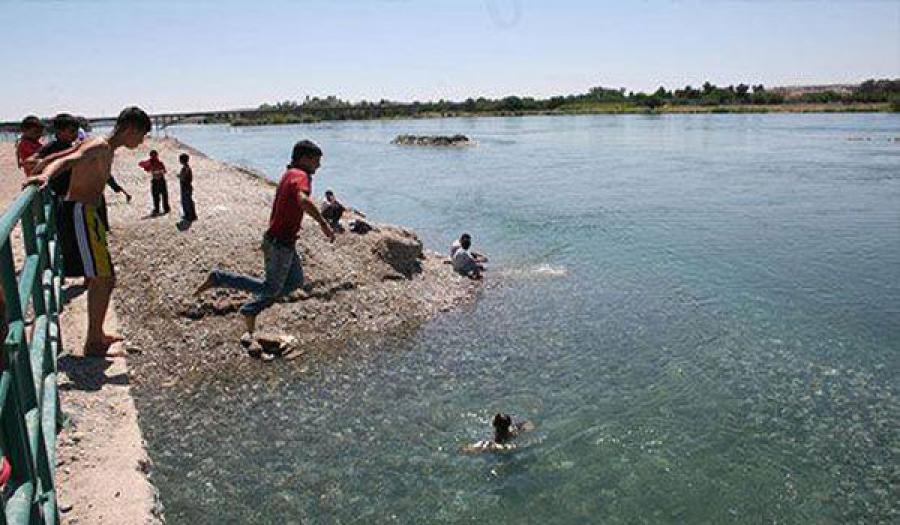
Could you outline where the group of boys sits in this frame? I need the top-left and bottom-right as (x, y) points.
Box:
(136, 149), (197, 222)
(18, 107), (153, 355)
(15, 108), (204, 355)
(13, 106), (484, 357)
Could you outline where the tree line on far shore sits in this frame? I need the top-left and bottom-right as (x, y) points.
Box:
(229, 78), (899, 124)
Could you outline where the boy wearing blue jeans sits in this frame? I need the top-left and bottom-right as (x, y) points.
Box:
(194, 140), (334, 338)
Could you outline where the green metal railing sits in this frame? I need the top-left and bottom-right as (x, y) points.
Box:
(0, 186), (64, 525)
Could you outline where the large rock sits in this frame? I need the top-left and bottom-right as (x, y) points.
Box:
(372, 228), (424, 278)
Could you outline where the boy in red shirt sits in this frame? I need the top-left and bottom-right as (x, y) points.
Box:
(139, 150), (170, 215)
(194, 140), (334, 339)
(15, 116), (44, 176)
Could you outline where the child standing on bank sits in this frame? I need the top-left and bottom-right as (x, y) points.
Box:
(139, 149), (169, 215)
(178, 153), (197, 222)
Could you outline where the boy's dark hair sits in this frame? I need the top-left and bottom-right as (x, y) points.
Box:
(325, 189), (334, 197)
(113, 106), (151, 134)
(493, 413), (513, 443)
(179, 153), (190, 163)
(460, 233), (471, 243)
(290, 140), (322, 167)
(149, 149), (159, 157)
(51, 113), (79, 133)
(21, 115), (43, 131)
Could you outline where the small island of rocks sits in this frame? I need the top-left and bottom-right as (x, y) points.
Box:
(391, 134), (474, 147)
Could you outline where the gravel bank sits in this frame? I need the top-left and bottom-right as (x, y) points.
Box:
(108, 137), (479, 387)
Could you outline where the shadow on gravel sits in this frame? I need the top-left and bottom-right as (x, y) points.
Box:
(180, 280), (356, 319)
(58, 355), (129, 392)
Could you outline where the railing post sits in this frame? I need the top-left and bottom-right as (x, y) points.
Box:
(0, 186), (63, 524)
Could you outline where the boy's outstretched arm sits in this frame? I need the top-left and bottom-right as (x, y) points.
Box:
(297, 191), (335, 242)
(30, 142), (84, 176)
(24, 143), (103, 189)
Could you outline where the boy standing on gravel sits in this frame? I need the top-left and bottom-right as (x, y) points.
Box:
(139, 149), (170, 215)
(194, 140), (334, 339)
(24, 107), (152, 356)
(177, 153), (198, 222)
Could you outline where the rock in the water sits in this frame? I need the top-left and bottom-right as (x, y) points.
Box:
(391, 134), (473, 147)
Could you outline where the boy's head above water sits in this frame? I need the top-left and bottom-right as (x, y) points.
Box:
(493, 413), (514, 443)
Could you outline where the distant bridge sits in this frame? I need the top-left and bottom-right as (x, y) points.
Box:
(0, 104), (415, 133)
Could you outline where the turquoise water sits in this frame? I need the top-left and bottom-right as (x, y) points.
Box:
(144, 114), (898, 523)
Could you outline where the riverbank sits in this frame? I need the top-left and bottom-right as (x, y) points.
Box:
(204, 101), (893, 127)
(110, 136), (478, 385)
(1, 136), (480, 522)
(0, 101), (892, 133)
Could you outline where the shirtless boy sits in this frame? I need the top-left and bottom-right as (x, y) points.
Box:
(25, 107), (151, 356)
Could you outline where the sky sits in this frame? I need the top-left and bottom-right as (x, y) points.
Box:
(0, 0), (897, 120)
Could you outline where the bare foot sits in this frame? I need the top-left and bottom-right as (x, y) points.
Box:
(194, 274), (215, 296)
(83, 334), (125, 357)
(83, 342), (125, 358)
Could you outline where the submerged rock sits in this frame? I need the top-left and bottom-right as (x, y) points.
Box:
(391, 134), (473, 147)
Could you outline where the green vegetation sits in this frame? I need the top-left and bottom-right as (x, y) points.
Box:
(229, 79), (899, 126)
(890, 95), (900, 113)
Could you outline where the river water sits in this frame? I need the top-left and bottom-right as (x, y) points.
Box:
(144, 114), (898, 523)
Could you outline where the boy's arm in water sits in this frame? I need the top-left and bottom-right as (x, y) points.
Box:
(297, 191), (335, 242)
(461, 440), (516, 453)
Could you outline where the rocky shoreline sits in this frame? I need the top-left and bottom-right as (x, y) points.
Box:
(108, 137), (479, 386)
(3, 136), (479, 522)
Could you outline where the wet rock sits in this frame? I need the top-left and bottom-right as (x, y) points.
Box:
(391, 134), (473, 147)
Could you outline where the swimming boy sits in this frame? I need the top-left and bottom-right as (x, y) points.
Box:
(462, 413), (534, 453)
(194, 140), (334, 339)
(25, 106), (152, 356)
